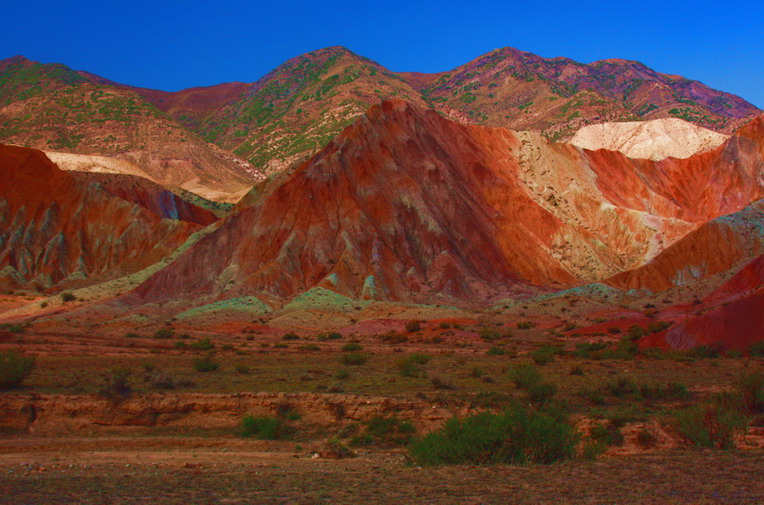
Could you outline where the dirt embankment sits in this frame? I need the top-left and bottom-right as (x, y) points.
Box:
(0, 392), (470, 435)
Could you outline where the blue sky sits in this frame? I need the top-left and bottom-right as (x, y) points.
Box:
(2, 0), (763, 107)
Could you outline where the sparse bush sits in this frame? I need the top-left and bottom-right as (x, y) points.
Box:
(153, 328), (174, 339)
(431, 376), (456, 390)
(239, 415), (291, 439)
(322, 438), (355, 459)
(351, 416), (415, 447)
(508, 362), (542, 390)
(573, 342), (607, 358)
(749, 341), (764, 357)
(405, 320), (422, 333)
(692, 344), (721, 359)
(377, 331), (408, 344)
(590, 422), (625, 447)
(317, 332), (342, 341)
(607, 376), (637, 397)
(299, 344), (320, 351)
(0, 350), (35, 389)
(526, 382), (557, 405)
(569, 365), (584, 376)
(647, 321), (671, 334)
(469, 366), (484, 378)
(736, 372), (764, 414)
(190, 338), (214, 351)
(531, 345), (562, 365)
(282, 332), (300, 340)
(516, 321), (534, 330)
(98, 368), (132, 401)
(672, 402), (748, 449)
(193, 353), (220, 372)
(61, 292), (76, 303)
(636, 428), (658, 448)
(341, 342), (362, 352)
(335, 369), (350, 380)
(341, 353), (369, 366)
(626, 325), (644, 340)
(408, 406), (578, 466)
(235, 364), (251, 374)
(487, 346), (505, 356)
(125, 332), (141, 339)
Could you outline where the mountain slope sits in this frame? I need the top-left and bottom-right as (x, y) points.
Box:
(126, 102), (764, 308)
(420, 47), (760, 141)
(0, 145), (202, 291)
(0, 56), (260, 202)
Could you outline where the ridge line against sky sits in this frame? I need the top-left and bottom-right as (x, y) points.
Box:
(2, 0), (763, 107)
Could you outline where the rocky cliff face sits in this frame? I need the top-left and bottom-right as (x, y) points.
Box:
(0, 145), (202, 290)
(126, 103), (764, 308)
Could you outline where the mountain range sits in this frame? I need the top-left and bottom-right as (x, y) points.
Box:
(1, 46), (763, 351)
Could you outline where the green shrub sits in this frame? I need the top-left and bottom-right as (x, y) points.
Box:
(692, 345), (721, 359)
(351, 416), (415, 447)
(736, 372), (764, 414)
(335, 369), (350, 380)
(0, 350), (35, 389)
(409, 406), (578, 466)
(573, 342), (607, 358)
(607, 376), (637, 397)
(590, 422), (625, 447)
(282, 332), (300, 340)
(516, 321), (534, 330)
(647, 321), (671, 334)
(125, 332), (141, 339)
(672, 402), (748, 449)
(61, 292), (77, 302)
(317, 332), (342, 341)
(397, 354), (431, 377)
(508, 362), (542, 389)
(526, 382), (557, 405)
(189, 338), (214, 351)
(153, 328), (174, 339)
(341, 353), (369, 366)
(235, 364), (250, 374)
(193, 353), (220, 372)
(405, 320), (422, 333)
(341, 342), (362, 352)
(531, 345), (561, 365)
(625, 325), (644, 340)
(749, 341), (764, 357)
(239, 415), (291, 439)
(486, 346), (505, 356)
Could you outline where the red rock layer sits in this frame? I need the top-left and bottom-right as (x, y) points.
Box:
(70, 172), (218, 226)
(128, 102), (764, 307)
(0, 145), (201, 290)
(659, 255), (764, 350)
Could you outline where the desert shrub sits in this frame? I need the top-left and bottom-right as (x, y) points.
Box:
(625, 325), (644, 340)
(508, 362), (542, 389)
(478, 327), (510, 341)
(749, 341), (764, 357)
(0, 350), (35, 389)
(235, 364), (251, 374)
(607, 376), (637, 397)
(61, 292), (76, 303)
(590, 422), (625, 447)
(125, 332), (141, 339)
(531, 345), (563, 365)
(724, 350), (743, 358)
(190, 338), (214, 351)
(335, 369), (350, 380)
(99, 368), (132, 401)
(439, 322), (451, 329)
(397, 354), (431, 377)
(351, 416), (415, 447)
(409, 406), (578, 466)
(469, 366), (484, 378)
(282, 332), (300, 340)
(322, 438), (355, 459)
(174, 341), (188, 349)
(405, 320), (422, 333)
(275, 403), (301, 421)
(341, 342), (362, 352)
(317, 332), (342, 341)
(736, 372), (764, 414)
(341, 353), (369, 366)
(153, 328), (174, 339)
(431, 376), (456, 390)
(526, 382), (557, 405)
(377, 331), (408, 344)
(239, 415), (291, 439)
(569, 365), (584, 376)
(193, 353), (220, 372)
(487, 346), (505, 356)
(672, 402), (748, 449)
(573, 342), (608, 358)
(516, 321), (534, 330)
(647, 321), (671, 334)
(639, 382), (690, 401)
(692, 344), (721, 359)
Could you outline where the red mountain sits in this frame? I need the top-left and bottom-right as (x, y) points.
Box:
(126, 102), (764, 309)
(0, 145), (203, 291)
